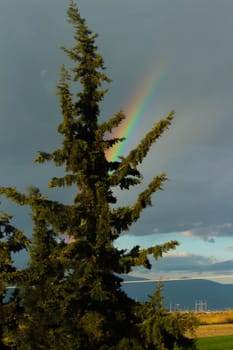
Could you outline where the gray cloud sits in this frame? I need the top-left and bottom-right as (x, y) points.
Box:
(181, 223), (233, 240)
(131, 253), (233, 280)
(1, 0), (233, 275)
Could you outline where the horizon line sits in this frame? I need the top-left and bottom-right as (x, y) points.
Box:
(122, 274), (233, 284)
(5, 274), (233, 289)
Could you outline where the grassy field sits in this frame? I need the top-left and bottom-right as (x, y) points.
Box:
(197, 310), (233, 325)
(194, 310), (233, 338)
(183, 310), (233, 349)
(195, 323), (233, 338)
(196, 334), (233, 350)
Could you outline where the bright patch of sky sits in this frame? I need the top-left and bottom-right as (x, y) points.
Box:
(115, 232), (233, 261)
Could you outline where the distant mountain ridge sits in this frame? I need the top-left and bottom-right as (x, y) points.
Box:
(122, 278), (233, 311)
(4, 277), (233, 311)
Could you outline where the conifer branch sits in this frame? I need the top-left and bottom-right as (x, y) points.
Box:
(126, 111), (174, 167)
(109, 111), (174, 186)
(98, 111), (125, 135)
(0, 187), (27, 205)
(111, 174), (167, 233)
(119, 241), (179, 272)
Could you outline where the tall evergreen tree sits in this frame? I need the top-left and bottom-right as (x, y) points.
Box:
(0, 1), (196, 349)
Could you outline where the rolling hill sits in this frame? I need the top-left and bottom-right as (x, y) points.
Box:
(122, 278), (233, 311)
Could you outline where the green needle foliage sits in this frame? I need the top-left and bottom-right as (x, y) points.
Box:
(0, 1), (196, 349)
(0, 212), (29, 349)
(138, 282), (197, 349)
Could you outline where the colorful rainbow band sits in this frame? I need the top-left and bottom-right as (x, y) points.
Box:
(106, 61), (169, 162)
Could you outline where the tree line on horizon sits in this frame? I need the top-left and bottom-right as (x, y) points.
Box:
(0, 2), (197, 349)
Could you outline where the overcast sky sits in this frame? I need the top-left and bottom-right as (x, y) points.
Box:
(1, 0), (233, 282)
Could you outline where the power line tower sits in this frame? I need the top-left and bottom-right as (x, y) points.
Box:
(195, 299), (207, 312)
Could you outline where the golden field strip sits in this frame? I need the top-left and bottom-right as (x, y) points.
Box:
(195, 310), (233, 338)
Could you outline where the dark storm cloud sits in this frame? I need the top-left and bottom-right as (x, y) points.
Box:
(1, 0), (233, 248)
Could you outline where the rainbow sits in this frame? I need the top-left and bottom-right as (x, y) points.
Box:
(106, 61), (170, 162)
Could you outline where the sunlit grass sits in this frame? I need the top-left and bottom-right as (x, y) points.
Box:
(196, 334), (233, 350)
(197, 310), (233, 325)
(174, 335), (233, 350)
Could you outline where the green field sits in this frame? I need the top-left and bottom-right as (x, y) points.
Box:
(196, 334), (233, 350)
